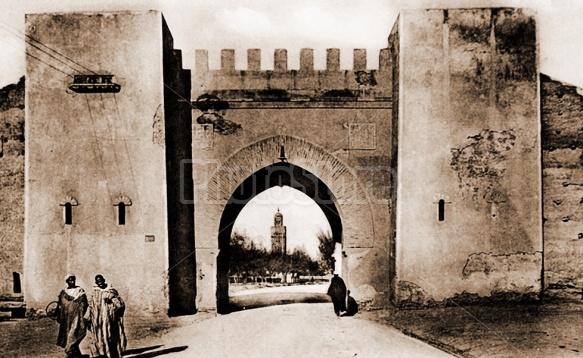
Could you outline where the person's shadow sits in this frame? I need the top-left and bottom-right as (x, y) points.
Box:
(80, 345), (188, 358)
(127, 345), (188, 357)
(123, 345), (163, 355)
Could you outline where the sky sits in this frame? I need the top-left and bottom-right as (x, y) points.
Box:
(0, 0), (582, 88)
(232, 186), (331, 259)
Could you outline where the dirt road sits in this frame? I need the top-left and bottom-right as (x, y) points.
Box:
(146, 303), (453, 358)
(2, 299), (453, 357)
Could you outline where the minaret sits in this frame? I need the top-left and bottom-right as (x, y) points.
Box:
(270, 208), (287, 255)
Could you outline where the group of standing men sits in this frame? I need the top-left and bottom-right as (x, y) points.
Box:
(56, 274), (127, 358)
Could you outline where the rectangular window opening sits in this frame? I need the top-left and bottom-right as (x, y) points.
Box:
(12, 272), (21, 294)
(118, 203), (126, 225)
(438, 199), (445, 222)
(64, 203), (72, 225)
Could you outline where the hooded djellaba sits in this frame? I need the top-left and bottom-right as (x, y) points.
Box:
(56, 274), (88, 358)
(327, 273), (347, 317)
(84, 274), (127, 358)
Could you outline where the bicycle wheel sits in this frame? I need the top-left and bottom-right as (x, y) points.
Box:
(45, 301), (59, 320)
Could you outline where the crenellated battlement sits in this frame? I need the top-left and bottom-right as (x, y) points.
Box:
(195, 48), (391, 74)
(192, 48), (392, 103)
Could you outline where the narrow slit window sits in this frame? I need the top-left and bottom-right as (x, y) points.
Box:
(64, 203), (72, 225)
(12, 272), (21, 294)
(117, 203), (126, 225)
(113, 196), (132, 225)
(438, 199), (445, 222)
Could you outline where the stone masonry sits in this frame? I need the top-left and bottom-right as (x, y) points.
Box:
(0, 7), (579, 316)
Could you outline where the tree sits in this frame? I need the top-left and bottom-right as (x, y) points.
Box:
(289, 247), (312, 275)
(317, 231), (335, 275)
(230, 231), (327, 284)
(229, 232), (247, 282)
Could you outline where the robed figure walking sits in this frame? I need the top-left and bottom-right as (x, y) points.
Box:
(84, 274), (127, 358)
(56, 274), (88, 358)
(327, 274), (347, 316)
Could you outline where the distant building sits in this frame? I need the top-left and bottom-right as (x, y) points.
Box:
(270, 208), (287, 255)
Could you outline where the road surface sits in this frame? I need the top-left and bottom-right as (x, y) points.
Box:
(130, 303), (453, 358)
(1, 284), (453, 357)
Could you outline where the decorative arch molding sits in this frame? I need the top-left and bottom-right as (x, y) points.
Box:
(204, 135), (375, 248)
(59, 195), (78, 206)
(432, 193), (451, 203)
(113, 195), (132, 206)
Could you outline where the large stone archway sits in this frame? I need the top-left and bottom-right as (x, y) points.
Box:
(194, 135), (383, 311)
(215, 162), (343, 313)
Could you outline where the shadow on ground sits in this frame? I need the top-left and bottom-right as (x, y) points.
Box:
(124, 345), (163, 355)
(127, 345), (188, 357)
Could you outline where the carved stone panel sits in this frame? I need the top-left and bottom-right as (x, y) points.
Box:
(193, 123), (214, 149)
(349, 123), (376, 150)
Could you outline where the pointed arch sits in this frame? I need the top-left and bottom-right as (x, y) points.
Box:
(204, 135), (375, 249)
(194, 135), (379, 312)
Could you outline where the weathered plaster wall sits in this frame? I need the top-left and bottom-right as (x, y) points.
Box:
(393, 8), (542, 306)
(191, 49), (393, 309)
(541, 74), (583, 301)
(19, 7), (576, 315)
(24, 11), (180, 314)
(0, 77), (24, 297)
(12, 6), (583, 316)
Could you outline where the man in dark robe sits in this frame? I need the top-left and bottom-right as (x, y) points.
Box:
(327, 274), (347, 316)
(84, 274), (127, 358)
(56, 274), (88, 358)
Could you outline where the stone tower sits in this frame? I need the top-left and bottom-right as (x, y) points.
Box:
(389, 8), (541, 306)
(24, 11), (195, 316)
(270, 208), (287, 255)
